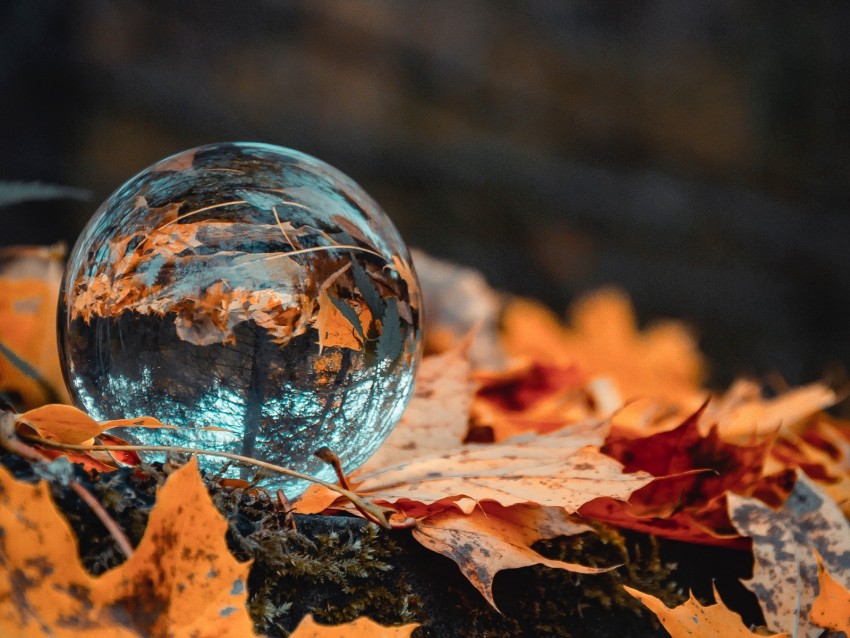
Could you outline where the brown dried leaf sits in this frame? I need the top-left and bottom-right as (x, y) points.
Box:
(728, 472), (850, 638)
(348, 420), (649, 511)
(412, 502), (601, 609)
(625, 585), (788, 638)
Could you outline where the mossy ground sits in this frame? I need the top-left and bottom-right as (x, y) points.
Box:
(1, 453), (762, 637)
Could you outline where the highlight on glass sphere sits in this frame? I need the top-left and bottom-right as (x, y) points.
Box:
(59, 142), (422, 496)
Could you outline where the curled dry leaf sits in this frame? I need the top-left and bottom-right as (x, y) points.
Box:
(412, 502), (602, 610)
(290, 613), (419, 637)
(13, 404), (174, 471)
(624, 585), (788, 638)
(728, 472), (850, 638)
(810, 550), (850, 634)
(0, 457), (255, 638)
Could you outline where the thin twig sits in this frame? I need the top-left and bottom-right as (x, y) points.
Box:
(20, 435), (396, 529)
(69, 481), (134, 558)
(0, 414), (134, 557)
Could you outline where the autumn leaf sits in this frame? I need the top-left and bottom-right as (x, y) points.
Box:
(728, 472), (850, 638)
(705, 380), (836, 441)
(810, 550), (850, 634)
(290, 614), (419, 637)
(412, 502), (604, 609)
(97, 457), (255, 637)
(500, 290), (705, 407)
(358, 344), (476, 474)
(13, 404), (175, 471)
(0, 244), (68, 407)
(0, 457), (256, 637)
(472, 361), (588, 441)
(316, 288), (371, 351)
(0, 464), (135, 637)
(624, 585), (788, 638)
(296, 418), (651, 607)
(342, 420), (650, 511)
(604, 404), (774, 509)
(768, 415), (850, 516)
(17, 404), (108, 443)
(411, 248), (504, 369)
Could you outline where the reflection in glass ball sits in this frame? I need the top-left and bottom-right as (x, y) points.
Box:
(59, 142), (421, 496)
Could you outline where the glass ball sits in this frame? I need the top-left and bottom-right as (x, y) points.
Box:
(59, 142), (421, 496)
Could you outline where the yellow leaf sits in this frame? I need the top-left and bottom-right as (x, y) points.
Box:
(810, 551), (850, 634)
(98, 457), (256, 637)
(0, 464), (136, 637)
(0, 457), (256, 637)
(18, 404), (105, 443)
(501, 290), (704, 407)
(290, 614), (419, 637)
(0, 244), (68, 407)
(625, 585), (788, 638)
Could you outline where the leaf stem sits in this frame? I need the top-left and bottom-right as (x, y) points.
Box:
(0, 413), (134, 558)
(21, 435), (395, 528)
(69, 481), (134, 558)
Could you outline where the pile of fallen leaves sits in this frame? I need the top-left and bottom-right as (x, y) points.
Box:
(1, 244), (849, 637)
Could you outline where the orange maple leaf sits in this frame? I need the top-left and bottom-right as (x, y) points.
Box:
(0, 244), (69, 407)
(290, 614), (419, 637)
(625, 585), (788, 638)
(0, 457), (256, 637)
(810, 550), (850, 634)
(501, 289), (705, 407)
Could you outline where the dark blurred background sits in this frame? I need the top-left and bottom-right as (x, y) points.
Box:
(2, 1), (850, 389)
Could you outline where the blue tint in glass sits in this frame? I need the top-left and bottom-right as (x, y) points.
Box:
(59, 143), (421, 496)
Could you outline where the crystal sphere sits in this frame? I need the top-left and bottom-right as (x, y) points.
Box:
(59, 142), (421, 496)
